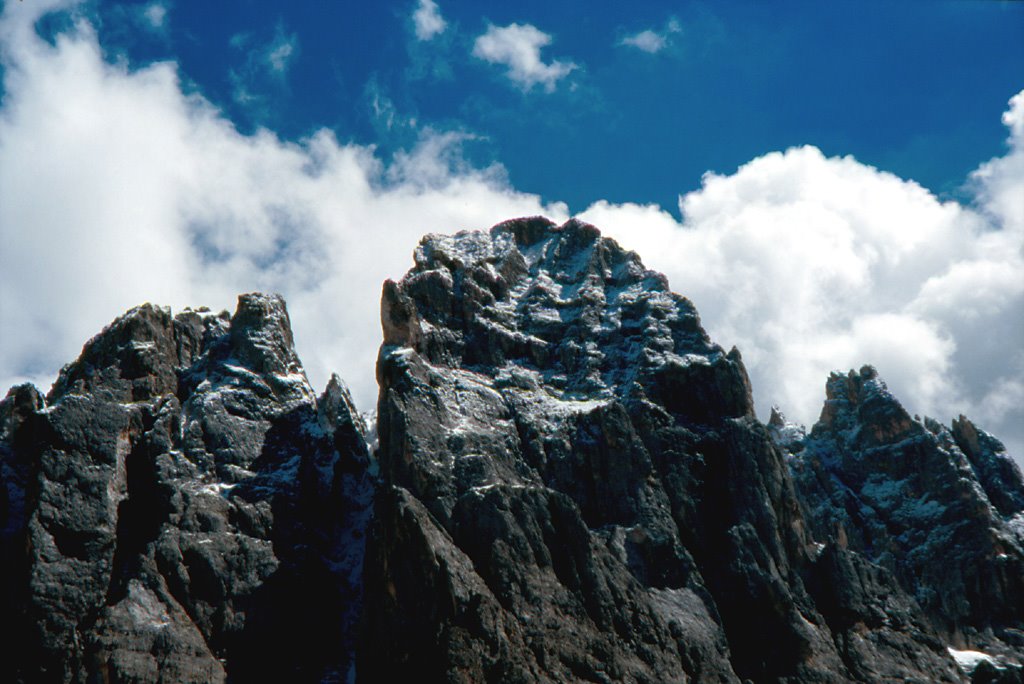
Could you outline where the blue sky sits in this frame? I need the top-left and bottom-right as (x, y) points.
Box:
(76, 0), (1023, 212)
(1, 0), (1023, 462)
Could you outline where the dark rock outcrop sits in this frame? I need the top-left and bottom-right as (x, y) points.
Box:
(360, 217), (978, 682)
(4, 218), (1022, 683)
(0, 295), (372, 683)
(784, 367), (1024, 681)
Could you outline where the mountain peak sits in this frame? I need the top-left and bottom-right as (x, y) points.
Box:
(814, 364), (916, 446)
(381, 217), (752, 420)
(227, 292), (303, 377)
(789, 366), (1024, 665)
(3, 221), (1023, 682)
(47, 301), (180, 403)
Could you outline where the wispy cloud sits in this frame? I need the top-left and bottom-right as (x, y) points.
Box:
(362, 76), (420, 139)
(142, 2), (168, 31)
(266, 32), (296, 74)
(412, 0), (446, 41)
(229, 26), (298, 77)
(228, 25), (298, 116)
(472, 23), (576, 92)
(619, 18), (681, 54)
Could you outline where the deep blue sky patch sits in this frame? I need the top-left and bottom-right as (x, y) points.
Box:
(83, 0), (1024, 213)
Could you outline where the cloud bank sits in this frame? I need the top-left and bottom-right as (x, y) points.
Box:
(1, 3), (1021, 462)
(581, 129), (1024, 457)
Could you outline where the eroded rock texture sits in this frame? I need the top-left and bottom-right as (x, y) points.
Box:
(784, 366), (1024, 681)
(4, 217), (1022, 683)
(0, 294), (372, 683)
(361, 217), (986, 682)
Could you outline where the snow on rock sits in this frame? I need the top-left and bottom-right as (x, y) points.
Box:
(0, 293), (373, 683)
(768, 405), (807, 453)
(786, 365), (1024, 661)
(364, 217), (965, 683)
(948, 647), (1000, 673)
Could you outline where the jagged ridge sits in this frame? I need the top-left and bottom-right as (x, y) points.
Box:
(0, 294), (373, 683)
(782, 366), (1024, 671)
(1, 219), (1022, 683)
(364, 218), (1019, 682)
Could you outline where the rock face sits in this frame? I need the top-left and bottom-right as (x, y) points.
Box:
(361, 217), (995, 682)
(0, 294), (372, 683)
(784, 367), (1024, 680)
(3, 217), (1023, 683)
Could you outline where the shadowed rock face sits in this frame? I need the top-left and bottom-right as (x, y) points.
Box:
(0, 294), (372, 684)
(785, 367), (1024, 674)
(361, 217), (978, 682)
(4, 218), (1022, 683)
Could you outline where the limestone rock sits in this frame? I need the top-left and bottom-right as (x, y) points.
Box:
(0, 294), (372, 683)
(787, 366), (1024, 676)
(6, 217), (1022, 683)
(365, 218), (848, 681)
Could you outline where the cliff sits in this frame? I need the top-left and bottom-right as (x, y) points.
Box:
(1, 218), (1021, 682)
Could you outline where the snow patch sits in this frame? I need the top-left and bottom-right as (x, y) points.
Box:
(125, 580), (171, 629)
(948, 647), (1000, 673)
(199, 482), (235, 497)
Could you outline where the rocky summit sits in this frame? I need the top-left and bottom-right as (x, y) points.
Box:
(0, 294), (373, 683)
(2, 217), (1022, 683)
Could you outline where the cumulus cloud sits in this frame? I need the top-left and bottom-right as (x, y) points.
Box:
(619, 18), (680, 54)
(472, 23), (575, 92)
(971, 89), (1024, 237)
(581, 97), (1024, 459)
(0, 4), (566, 413)
(412, 0), (446, 41)
(1, 2), (1021, 465)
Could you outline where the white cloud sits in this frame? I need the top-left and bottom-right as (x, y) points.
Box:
(1, 3), (1021, 467)
(412, 0), (446, 41)
(581, 98), (1024, 460)
(971, 89), (1024, 237)
(472, 23), (575, 92)
(0, 7), (566, 414)
(619, 18), (681, 54)
(621, 30), (665, 54)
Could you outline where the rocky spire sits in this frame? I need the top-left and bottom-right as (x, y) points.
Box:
(4, 219), (1022, 683)
(0, 294), (372, 683)
(362, 218), (972, 682)
(787, 366), (1024, 676)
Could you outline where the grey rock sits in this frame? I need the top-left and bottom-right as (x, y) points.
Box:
(787, 366), (1024, 675)
(0, 294), (372, 683)
(6, 217), (1022, 683)
(364, 218), (851, 681)
(804, 543), (962, 682)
